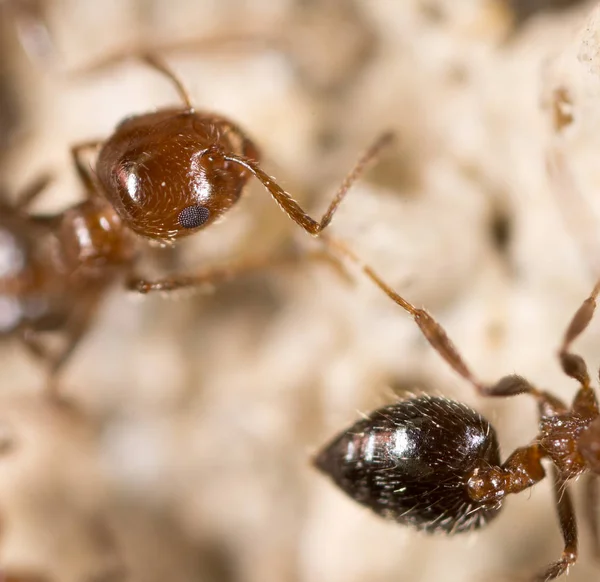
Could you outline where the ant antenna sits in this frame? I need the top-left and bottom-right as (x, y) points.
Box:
(223, 132), (394, 235)
(138, 52), (194, 111)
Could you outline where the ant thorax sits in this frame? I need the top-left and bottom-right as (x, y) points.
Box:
(539, 399), (598, 479)
(56, 199), (135, 275)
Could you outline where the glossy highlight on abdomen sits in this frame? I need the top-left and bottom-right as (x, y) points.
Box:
(314, 395), (502, 533)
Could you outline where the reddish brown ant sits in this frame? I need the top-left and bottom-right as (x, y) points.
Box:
(315, 238), (600, 581)
(0, 52), (390, 395)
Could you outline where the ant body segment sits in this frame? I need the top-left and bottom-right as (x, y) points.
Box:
(315, 240), (600, 581)
(0, 175), (135, 395)
(0, 53), (390, 394)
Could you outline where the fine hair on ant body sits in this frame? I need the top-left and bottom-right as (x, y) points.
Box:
(0, 50), (391, 397)
(315, 238), (600, 581)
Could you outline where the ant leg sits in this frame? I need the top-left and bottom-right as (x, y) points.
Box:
(532, 467), (577, 582)
(71, 142), (103, 196)
(223, 132), (394, 236)
(558, 280), (600, 389)
(21, 309), (93, 400)
(12, 172), (53, 212)
(44, 309), (95, 399)
(583, 473), (600, 560)
(126, 247), (349, 294)
(322, 235), (566, 412)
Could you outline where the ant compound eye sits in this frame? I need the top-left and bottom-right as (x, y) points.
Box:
(314, 396), (502, 533)
(178, 205), (210, 229)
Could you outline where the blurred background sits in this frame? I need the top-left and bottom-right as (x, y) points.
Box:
(1, 0), (600, 581)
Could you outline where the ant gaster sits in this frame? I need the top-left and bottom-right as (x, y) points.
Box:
(0, 52), (390, 395)
(315, 239), (600, 581)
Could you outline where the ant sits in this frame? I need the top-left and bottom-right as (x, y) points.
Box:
(314, 238), (600, 581)
(0, 51), (390, 396)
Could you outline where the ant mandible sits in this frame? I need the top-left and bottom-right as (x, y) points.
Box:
(315, 239), (600, 581)
(0, 51), (390, 396)
(73, 51), (392, 293)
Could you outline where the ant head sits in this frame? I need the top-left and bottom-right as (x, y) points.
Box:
(314, 395), (502, 533)
(96, 109), (257, 242)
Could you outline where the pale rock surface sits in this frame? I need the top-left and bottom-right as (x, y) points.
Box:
(0, 1), (599, 581)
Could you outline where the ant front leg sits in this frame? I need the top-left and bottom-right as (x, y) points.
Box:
(126, 247), (350, 294)
(532, 467), (577, 582)
(224, 132), (394, 236)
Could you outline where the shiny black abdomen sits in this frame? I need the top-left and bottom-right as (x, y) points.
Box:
(315, 396), (502, 533)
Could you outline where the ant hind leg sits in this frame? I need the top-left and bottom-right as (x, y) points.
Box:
(532, 467), (577, 582)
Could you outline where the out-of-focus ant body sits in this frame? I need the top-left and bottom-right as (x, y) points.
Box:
(0, 51), (390, 396)
(0, 174), (135, 395)
(316, 239), (600, 581)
